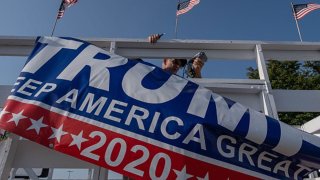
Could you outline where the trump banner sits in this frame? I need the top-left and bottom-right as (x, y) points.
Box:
(0, 37), (320, 179)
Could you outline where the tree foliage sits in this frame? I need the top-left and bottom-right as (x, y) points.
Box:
(247, 61), (320, 125)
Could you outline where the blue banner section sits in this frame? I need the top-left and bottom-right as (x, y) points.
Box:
(11, 36), (320, 179)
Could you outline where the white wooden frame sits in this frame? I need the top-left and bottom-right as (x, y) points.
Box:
(0, 36), (319, 179)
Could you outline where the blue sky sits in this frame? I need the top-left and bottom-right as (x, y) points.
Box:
(1, 0), (320, 85)
(2, 0), (320, 40)
(1, 0), (320, 179)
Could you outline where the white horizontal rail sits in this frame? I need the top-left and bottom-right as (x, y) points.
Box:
(273, 90), (320, 112)
(1, 36), (320, 61)
(301, 116), (320, 134)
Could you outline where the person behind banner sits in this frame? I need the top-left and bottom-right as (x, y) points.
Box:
(162, 58), (187, 75)
(148, 34), (205, 78)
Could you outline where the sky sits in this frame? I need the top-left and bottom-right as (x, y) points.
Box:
(1, 0), (320, 179)
(1, 0), (320, 85)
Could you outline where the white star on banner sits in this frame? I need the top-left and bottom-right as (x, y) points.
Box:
(7, 110), (26, 126)
(27, 117), (48, 135)
(69, 131), (88, 150)
(0, 106), (9, 119)
(197, 172), (209, 180)
(173, 165), (193, 180)
(49, 125), (68, 143)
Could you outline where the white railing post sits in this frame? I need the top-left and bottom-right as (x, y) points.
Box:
(109, 41), (117, 54)
(92, 166), (108, 180)
(0, 135), (19, 180)
(255, 44), (279, 119)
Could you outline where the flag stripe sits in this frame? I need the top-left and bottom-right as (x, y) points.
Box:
(176, 0), (200, 16)
(296, 6), (320, 18)
(293, 3), (320, 20)
(297, 6), (320, 17)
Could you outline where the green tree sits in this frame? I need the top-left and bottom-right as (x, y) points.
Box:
(247, 60), (320, 125)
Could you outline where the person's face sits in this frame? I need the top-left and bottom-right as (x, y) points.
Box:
(163, 58), (182, 74)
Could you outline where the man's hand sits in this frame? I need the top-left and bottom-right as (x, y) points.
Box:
(192, 58), (204, 78)
(148, 34), (162, 44)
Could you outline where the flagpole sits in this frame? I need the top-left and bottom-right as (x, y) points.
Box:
(175, 15), (179, 38)
(291, 2), (303, 42)
(51, 0), (64, 37)
(51, 18), (59, 37)
(175, 0), (181, 39)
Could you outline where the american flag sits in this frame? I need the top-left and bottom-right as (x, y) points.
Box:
(293, 3), (320, 20)
(57, 0), (78, 19)
(176, 0), (200, 16)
